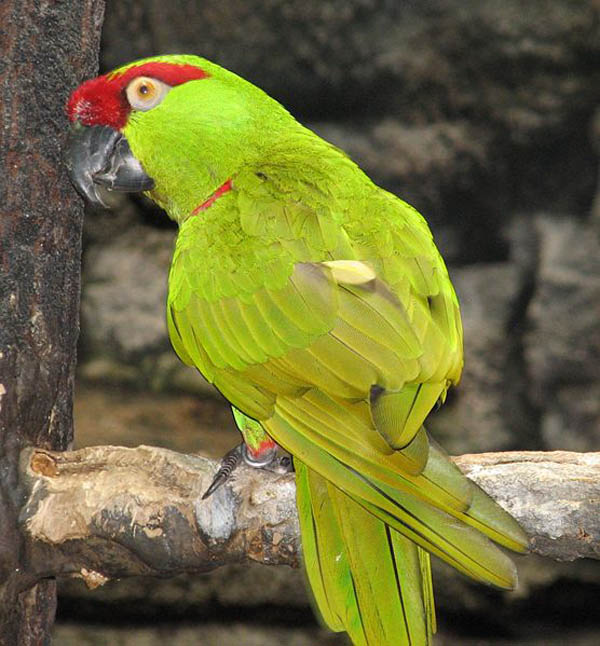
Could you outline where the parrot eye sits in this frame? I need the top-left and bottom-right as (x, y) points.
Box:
(125, 76), (170, 112)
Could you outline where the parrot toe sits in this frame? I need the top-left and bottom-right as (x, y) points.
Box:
(202, 443), (292, 500)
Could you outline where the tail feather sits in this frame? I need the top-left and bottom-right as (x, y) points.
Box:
(460, 482), (528, 553)
(277, 394), (473, 512)
(418, 545), (436, 638)
(265, 393), (527, 646)
(387, 529), (435, 643)
(267, 410), (522, 589)
(296, 459), (359, 635)
(275, 390), (527, 555)
(424, 440), (528, 553)
(331, 483), (429, 645)
(367, 478), (518, 588)
(297, 461), (432, 646)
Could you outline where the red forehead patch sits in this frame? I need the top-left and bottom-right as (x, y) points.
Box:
(66, 62), (209, 130)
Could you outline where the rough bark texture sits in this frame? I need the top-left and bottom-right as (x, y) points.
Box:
(454, 451), (600, 561)
(18, 446), (600, 590)
(0, 1), (105, 643)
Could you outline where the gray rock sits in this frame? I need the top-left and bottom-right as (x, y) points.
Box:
(428, 262), (532, 453)
(542, 383), (600, 452)
(101, 0), (599, 142)
(591, 108), (600, 228)
(80, 224), (213, 395)
(82, 225), (174, 360)
(525, 215), (600, 450)
(526, 216), (600, 390)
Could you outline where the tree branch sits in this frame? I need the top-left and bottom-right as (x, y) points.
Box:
(19, 447), (600, 589)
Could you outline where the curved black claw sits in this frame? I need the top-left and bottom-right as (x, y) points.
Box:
(202, 444), (294, 500)
(277, 454), (295, 473)
(202, 444), (243, 500)
(272, 454), (295, 475)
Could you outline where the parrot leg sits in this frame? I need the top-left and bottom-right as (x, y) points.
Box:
(202, 408), (293, 499)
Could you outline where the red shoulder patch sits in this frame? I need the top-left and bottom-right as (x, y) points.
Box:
(191, 178), (233, 215)
(66, 62), (209, 130)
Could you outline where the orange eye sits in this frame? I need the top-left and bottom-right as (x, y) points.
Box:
(125, 76), (170, 111)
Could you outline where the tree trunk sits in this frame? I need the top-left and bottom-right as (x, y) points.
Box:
(0, 1), (104, 643)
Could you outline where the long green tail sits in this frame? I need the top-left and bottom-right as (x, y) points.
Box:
(266, 403), (528, 646)
(297, 461), (436, 645)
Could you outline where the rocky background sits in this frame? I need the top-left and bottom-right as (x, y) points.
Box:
(55, 1), (600, 644)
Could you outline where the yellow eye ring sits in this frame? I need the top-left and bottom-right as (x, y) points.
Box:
(125, 76), (170, 111)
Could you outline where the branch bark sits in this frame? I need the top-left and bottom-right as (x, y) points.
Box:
(0, 1), (104, 642)
(19, 447), (600, 590)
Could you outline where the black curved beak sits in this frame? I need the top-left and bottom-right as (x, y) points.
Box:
(65, 124), (155, 208)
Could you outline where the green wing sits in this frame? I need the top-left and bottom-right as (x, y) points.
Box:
(167, 169), (527, 645)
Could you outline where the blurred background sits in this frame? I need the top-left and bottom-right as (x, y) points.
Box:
(54, 1), (600, 644)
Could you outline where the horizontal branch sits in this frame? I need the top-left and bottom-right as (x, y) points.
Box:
(454, 451), (600, 562)
(18, 446), (600, 588)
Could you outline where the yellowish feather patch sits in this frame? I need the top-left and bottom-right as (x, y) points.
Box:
(323, 260), (376, 285)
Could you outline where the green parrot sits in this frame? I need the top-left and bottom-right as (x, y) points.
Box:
(66, 55), (528, 645)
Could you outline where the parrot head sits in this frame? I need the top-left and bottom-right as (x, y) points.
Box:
(66, 55), (293, 221)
